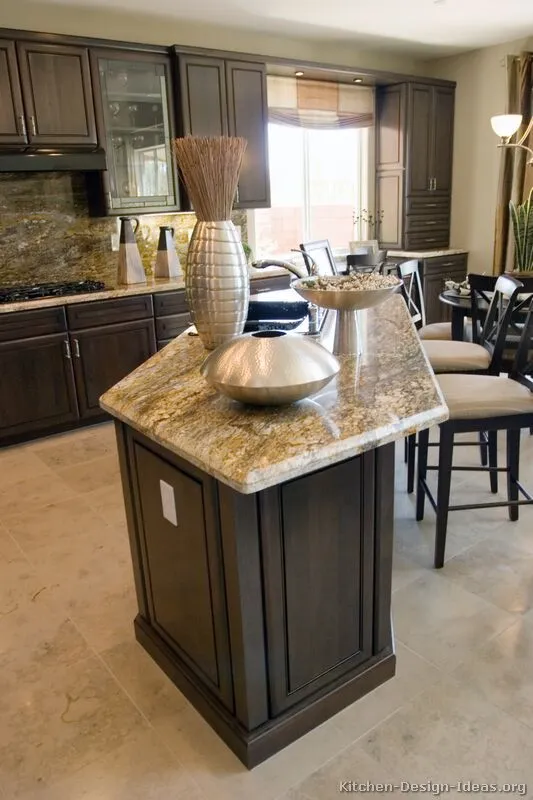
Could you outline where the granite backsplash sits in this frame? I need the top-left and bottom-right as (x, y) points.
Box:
(0, 172), (248, 288)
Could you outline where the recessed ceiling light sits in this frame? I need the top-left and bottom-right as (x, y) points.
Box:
(295, 71), (304, 77)
(353, 78), (363, 84)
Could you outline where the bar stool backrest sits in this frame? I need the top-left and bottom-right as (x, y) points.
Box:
(479, 274), (523, 372)
(299, 240), (338, 277)
(511, 294), (533, 390)
(398, 260), (425, 327)
(348, 250), (388, 274)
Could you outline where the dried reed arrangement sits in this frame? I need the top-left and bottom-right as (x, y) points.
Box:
(173, 136), (247, 221)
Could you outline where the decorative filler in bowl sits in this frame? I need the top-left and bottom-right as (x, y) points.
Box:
(173, 136), (249, 350)
(201, 330), (340, 406)
(293, 273), (401, 356)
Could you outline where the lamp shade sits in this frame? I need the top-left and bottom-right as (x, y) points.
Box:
(490, 114), (522, 138)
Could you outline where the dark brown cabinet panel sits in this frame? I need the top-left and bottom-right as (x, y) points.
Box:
(178, 55), (228, 137)
(422, 255), (467, 324)
(376, 80), (455, 250)
(71, 318), (156, 418)
(0, 333), (78, 437)
(0, 40), (26, 145)
(432, 86), (455, 194)
(176, 52), (270, 209)
(260, 457), (373, 715)
(133, 443), (233, 708)
(226, 61), (270, 208)
(376, 84), (405, 171)
(376, 171), (403, 249)
(406, 84), (433, 196)
(16, 41), (96, 146)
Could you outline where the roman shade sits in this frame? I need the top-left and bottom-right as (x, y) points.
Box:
(267, 75), (374, 130)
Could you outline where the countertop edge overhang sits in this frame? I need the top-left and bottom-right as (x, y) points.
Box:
(100, 296), (449, 494)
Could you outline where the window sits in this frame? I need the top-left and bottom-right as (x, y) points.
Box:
(248, 123), (370, 259)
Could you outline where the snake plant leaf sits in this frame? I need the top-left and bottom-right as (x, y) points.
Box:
(510, 188), (533, 271)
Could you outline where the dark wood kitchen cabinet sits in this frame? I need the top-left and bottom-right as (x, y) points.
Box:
(0, 41), (27, 145)
(0, 333), (79, 439)
(70, 318), (156, 418)
(16, 41), (97, 146)
(176, 52), (270, 208)
(376, 81), (455, 250)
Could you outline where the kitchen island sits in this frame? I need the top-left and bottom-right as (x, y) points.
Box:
(100, 295), (447, 767)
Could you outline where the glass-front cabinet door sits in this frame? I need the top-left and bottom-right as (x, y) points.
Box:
(93, 50), (179, 213)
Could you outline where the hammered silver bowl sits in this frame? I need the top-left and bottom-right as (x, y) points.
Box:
(200, 330), (340, 406)
(292, 276), (402, 355)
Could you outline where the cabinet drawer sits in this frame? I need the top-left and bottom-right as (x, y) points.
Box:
(404, 231), (450, 250)
(405, 216), (449, 233)
(0, 306), (66, 343)
(155, 313), (191, 340)
(153, 290), (188, 316)
(67, 295), (153, 329)
(405, 196), (450, 215)
(423, 254), (468, 275)
(250, 275), (291, 294)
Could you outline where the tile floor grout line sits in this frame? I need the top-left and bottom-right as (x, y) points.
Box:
(89, 644), (208, 799)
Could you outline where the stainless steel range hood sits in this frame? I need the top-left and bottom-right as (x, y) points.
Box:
(0, 147), (107, 172)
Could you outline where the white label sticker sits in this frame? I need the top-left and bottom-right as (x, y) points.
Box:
(160, 480), (178, 526)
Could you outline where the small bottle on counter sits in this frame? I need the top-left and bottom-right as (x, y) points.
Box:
(308, 303), (319, 334)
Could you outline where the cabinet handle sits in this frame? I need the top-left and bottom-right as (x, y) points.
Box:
(18, 115), (27, 136)
(434, 178), (437, 190)
(63, 339), (72, 360)
(73, 338), (81, 358)
(235, 186), (240, 204)
(424, 203), (438, 207)
(29, 116), (37, 136)
(424, 221), (438, 225)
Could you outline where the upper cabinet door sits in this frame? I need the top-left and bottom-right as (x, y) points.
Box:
(406, 83), (433, 196)
(0, 41), (27, 146)
(431, 86), (454, 195)
(16, 42), (97, 146)
(376, 84), (406, 171)
(93, 50), (179, 213)
(178, 55), (228, 137)
(225, 60), (270, 208)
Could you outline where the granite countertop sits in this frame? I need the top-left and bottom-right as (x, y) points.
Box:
(387, 249), (468, 259)
(101, 295), (448, 494)
(0, 267), (287, 315)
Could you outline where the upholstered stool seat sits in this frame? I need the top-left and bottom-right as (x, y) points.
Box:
(422, 340), (491, 373)
(419, 320), (473, 341)
(438, 374), (533, 419)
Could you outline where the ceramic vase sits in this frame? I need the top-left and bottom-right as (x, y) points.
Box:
(186, 220), (249, 350)
(154, 226), (182, 279)
(117, 217), (146, 285)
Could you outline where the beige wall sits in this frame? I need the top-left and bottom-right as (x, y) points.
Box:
(424, 37), (533, 273)
(0, 0), (420, 74)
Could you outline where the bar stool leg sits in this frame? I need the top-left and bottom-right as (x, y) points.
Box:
(507, 428), (520, 522)
(407, 433), (416, 494)
(488, 431), (498, 494)
(479, 431), (488, 466)
(416, 428), (430, 521)
(434, 424), (454, 569)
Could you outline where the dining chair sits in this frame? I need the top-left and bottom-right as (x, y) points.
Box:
(405, 275), (524, 493)
(299, 240), (338, 277)
(347, 250), (388, 274)
(416, 295), (533, 568)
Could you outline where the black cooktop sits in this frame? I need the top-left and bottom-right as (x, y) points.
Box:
(0, 279), (106, 304)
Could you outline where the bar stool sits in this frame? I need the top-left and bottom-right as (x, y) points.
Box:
(404, 275), (523, 493)
(416, 296), (533, 568)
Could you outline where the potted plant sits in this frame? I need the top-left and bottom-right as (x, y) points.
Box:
(510, 188), (533, 274)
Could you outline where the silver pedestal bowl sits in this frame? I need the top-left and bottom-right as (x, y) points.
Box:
(292, 277), (402, 356)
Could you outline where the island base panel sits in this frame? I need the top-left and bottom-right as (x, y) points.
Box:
(116, 423), (396, 768)
(135, 614), (395, 768)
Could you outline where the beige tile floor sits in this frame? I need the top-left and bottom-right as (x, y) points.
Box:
(1, 423), (533, 799)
